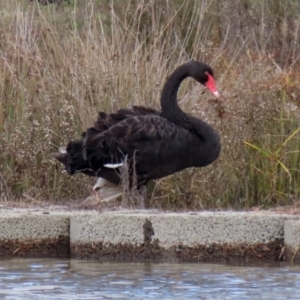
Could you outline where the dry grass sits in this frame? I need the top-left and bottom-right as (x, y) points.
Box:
(1, 0), (300, 209)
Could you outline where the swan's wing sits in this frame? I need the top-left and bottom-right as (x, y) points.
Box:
(89, 106), (159, 135)
(53, 106), (159, 178)
(83, 114), (181, 166)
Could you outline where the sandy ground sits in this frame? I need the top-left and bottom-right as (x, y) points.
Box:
(1, 195), (300, 215)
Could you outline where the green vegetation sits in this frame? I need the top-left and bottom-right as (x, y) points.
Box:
(1, 0), (300, 209)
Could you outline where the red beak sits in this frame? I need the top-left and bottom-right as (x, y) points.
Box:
(205, 72), (219, 98)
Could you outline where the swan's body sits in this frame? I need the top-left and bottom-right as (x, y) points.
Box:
(54, 60), (221, 207)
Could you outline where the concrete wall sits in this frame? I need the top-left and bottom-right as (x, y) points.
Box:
(0, 208), (299, 263)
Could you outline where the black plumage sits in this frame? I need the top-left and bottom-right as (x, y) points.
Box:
(55, 106), (159, 185)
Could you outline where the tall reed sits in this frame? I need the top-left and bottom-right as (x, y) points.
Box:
(1, 0), (300, 209)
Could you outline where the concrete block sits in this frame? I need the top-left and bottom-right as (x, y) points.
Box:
(284, 220), (300, 263)
(70, 214), (145, 245)
(0, 215), (69, 239)
(0, 212), (70, 258)
(148, 212), (286, 247)
(70, 211), (297, 262)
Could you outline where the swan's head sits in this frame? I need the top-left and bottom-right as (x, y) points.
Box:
(53, 140), (94, 176)
(187, 61), (219, 98)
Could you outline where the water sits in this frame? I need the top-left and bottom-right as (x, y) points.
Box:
(0, 259), (300, 299)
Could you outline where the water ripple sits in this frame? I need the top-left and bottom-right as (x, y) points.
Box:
(0, 259), (300, 299)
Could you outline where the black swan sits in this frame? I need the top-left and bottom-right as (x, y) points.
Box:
(54, 60), (220, 207)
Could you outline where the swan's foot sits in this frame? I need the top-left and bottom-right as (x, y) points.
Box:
(81, 178), (123, 207)
(138, 185), (147, 209)
(98, 185), (123, 203)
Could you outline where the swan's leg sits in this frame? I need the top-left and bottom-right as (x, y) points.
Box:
(93, 177), (109, 191)
(138, 184), (147, 209)
(83, 177), (109, 204)
(82, 177), (122, 206)
(91, 178), (109, 203)
(93, 177), (123, 203)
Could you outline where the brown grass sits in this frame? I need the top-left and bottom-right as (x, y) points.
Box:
(1, 0), (300, 209)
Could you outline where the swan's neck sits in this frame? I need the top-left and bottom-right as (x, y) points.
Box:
(160, 64), (219, 145)
(160, 65), (188, 122)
